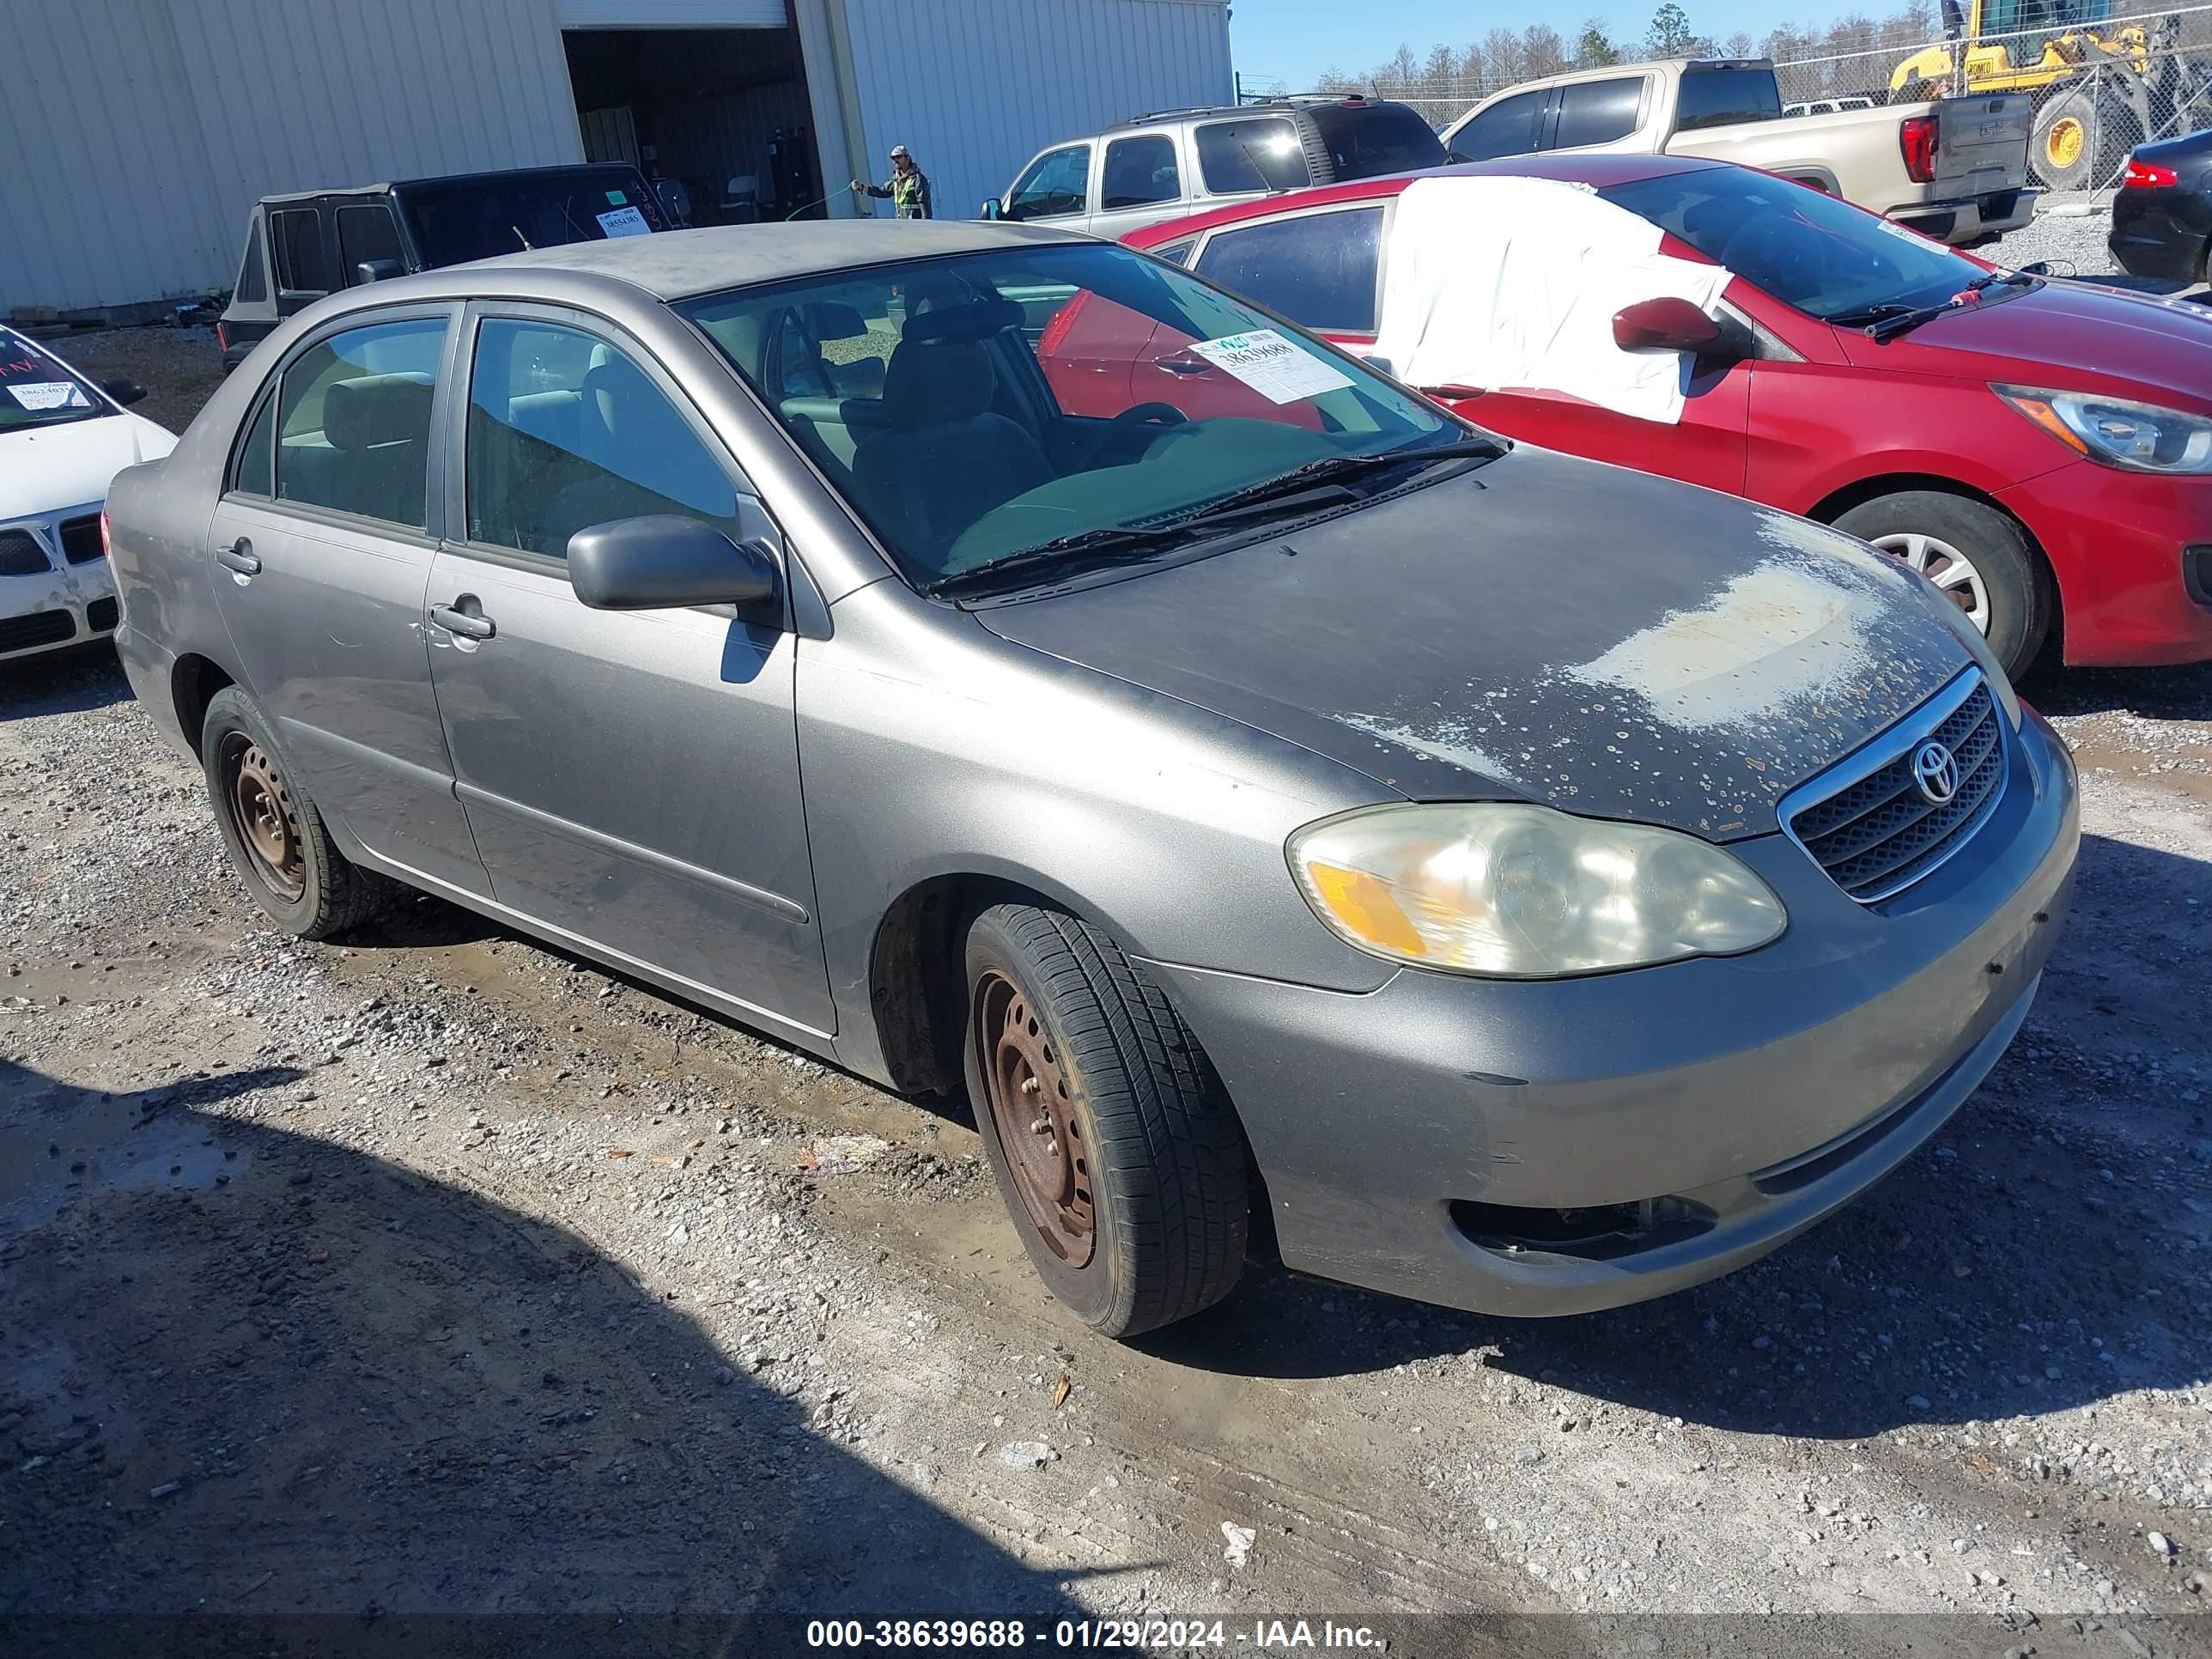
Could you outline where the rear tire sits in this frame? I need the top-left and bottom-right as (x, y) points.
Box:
(1833, 491), (2052, 680)
(200, 686), (394, 939)
(963, 903), (1249, 1338)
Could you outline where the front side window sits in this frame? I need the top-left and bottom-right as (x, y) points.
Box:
(1603, 167), (1995, 321)
(1449, 90), (1547, 162)
(273, 317), (447, 527)
(1674, 68), (1784, 132)
(1553, 77), (1648, 149)
(337, 206), (404, 283)
(1194, 118), (1310, 194)
(270, 209), (331, 294)
(465, 319), (737, 559)
(684, 242), (1468, 592)
(1195, 208), (1386, 334)
(0, 330), (109, 434)
(1005, 145), (1091, 221)
(1102, 135), (1182, 210)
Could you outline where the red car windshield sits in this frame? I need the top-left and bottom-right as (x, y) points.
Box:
(1601, 169), (2001, 323)
(0, 332), (107, 434)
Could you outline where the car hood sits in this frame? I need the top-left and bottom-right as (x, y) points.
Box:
(0, 410), (176, 521)
(1835, 279), (2212, 413)
(975, 448), (1978, 840)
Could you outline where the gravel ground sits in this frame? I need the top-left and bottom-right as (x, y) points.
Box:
(37, 325), (228, 439)
(2, 341), (2209, 1655)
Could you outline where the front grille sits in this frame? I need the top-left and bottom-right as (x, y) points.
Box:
(0, 609), (76, 653)
(0, 528), (51, 576)
(1785, 673), (2006, 903)
(86, 595), (119, 632)
(58, 514), (103, 564)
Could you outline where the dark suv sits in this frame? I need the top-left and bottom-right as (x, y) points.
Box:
(984, 96), (1447, 241)
(216, 163), (667, 371)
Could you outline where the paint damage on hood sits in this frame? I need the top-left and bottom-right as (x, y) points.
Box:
(973, 448), (1977, 840)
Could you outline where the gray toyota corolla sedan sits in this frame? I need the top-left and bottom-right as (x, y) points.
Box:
(106, 222), (2078, 1337)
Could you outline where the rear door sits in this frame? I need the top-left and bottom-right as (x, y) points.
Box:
(204, 307), (489, 896)
(267, 204), (335, 323)
(1091, 131), (1188, 240)
(422, 305), (832, 1036)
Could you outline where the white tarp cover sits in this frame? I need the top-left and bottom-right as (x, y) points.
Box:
(1370, 174), (1731, 427)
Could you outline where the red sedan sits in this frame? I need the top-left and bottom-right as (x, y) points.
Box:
(1103, 155), (2212, 678)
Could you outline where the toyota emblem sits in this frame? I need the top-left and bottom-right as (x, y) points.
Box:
(1912, 740), (1960, 805)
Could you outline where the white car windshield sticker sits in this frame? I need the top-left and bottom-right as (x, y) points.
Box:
(596, 205), (653, 238)
(1186, 330), (1352, 404)
(7, 380), (92, 411)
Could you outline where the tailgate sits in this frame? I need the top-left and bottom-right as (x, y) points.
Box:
(1934, 93), (2031, 195)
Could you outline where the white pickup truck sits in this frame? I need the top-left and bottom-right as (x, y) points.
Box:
(1441, 58), (2035, 246)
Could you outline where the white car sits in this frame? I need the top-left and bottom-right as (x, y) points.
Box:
(2, 326), (177, 662)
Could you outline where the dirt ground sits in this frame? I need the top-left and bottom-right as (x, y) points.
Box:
(2, 333), (2208, 1656)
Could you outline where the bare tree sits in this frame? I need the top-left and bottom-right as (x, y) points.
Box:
(1522, 22), (1570, 76)
(1482, 25), (1528, 87)
(1424, 41), (1461, 101)
(1723, 29), (1756, 56)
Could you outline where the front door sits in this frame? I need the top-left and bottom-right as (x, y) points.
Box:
(1449, 358), (1752, 497)
(423, 308), (832, 1036)
(205, 309), (489, 896)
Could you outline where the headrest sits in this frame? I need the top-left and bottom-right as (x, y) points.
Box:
(881, 340), (994, 430)
(805, 301), (870, 342)
(322, 373), (432, 451)
(900, 298), (1023, 345)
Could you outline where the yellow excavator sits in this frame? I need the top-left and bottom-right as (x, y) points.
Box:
(1887, 0), (2199, 190)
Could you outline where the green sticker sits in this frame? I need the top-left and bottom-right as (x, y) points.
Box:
(605, 190), (627, 205)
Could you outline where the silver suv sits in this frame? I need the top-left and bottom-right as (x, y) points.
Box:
(984, 95), (1447, 241)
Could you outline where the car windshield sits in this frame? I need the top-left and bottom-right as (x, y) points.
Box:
(400, 170), (667, 266)
(1601, 167), (1996, 322)
(682, 241), (1468, 590)
(0, 331), (108, 434)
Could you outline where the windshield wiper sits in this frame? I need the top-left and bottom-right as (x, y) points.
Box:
(1173, 437), (1504, 521)
(1859, 270), (2039, 343)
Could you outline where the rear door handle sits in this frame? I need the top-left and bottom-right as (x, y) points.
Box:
(216, 538), (260, 576)
(430, 601), (495, 641)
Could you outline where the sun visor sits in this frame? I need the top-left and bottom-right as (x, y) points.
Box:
(1370, 175), (1729, 426)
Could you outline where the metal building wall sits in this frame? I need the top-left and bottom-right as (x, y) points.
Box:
(832, 0), (1232, 221)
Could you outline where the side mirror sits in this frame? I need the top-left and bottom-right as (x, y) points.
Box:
(100, 378), (148, 408)
(2014, 259), (2051, 276)
(1613, 297), (1724, 354)
(979, 198), (1002, 221)
(1358, 352), (1395, 377)
(354, 258), (404, 285)
(568, 515), (779, 612)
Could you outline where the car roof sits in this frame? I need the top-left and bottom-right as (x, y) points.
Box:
(1122, 155), (1723, 246)
(1099, 95), (1417, 137)
(257, 162), (646, 208)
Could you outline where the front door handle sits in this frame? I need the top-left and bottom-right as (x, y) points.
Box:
(216, 538), (260, 576)
(430, 600), (495, 641)
(1152, 355), (1210, 376)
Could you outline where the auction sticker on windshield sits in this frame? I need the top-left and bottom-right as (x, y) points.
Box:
(596, 205), (653, 239)
(1188, 330), (1352, 404)
(6, 380), (91, 411)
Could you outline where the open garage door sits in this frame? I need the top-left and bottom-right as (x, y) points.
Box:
(562, 25), (826, 227)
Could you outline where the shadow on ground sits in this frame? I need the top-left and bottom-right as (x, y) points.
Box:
(0, 1059), (1076, 1629)
(0, 650), (132, 722)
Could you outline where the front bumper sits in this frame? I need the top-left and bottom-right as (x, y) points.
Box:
(2, 504), (119, 662)
(1998, 461), (2212, 666)
(1152, 709), (2079, 1317)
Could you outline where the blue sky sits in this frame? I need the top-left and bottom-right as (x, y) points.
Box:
(1231, 0), (1790, 88)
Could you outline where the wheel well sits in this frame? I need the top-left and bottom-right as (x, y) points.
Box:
(170, 654), (235, 759)
(868, 874), (1050, 1096)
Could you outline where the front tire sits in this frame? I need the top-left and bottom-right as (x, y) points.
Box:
(963, 903), (1249, 1337)
(200, 686), (392, 939)
(1833, 490), (2053, 680)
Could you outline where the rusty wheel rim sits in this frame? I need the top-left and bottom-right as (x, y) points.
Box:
(975, 969), (1094, 1267)
(222, 732), (305, 902)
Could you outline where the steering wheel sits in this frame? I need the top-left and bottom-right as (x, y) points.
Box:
(1078, 402), (1189, 470)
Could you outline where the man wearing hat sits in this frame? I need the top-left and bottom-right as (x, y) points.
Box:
(851, 146), (933, 219)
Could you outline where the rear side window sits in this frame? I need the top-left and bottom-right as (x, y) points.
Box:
(1553, 77), (1648, 149)
(230, 392), (276, 496)
(1450, 90), (1547, 162)
(1148, 238), (1196, 267)
(234, 218), (269, 305)
(274, 317), (447, 527)
(1005, 145), (1092, 221)
(465, 319), (737, 559)
(1675, 69), (1784, 132)
(1194, 118), (1310, 193)
(337, 206), (404, 284)
(1195, 207), (1385, 333)
(270, 209), (331, 295)
(1305, 104), (1447, 179)
(1101, 135), (1182, 210)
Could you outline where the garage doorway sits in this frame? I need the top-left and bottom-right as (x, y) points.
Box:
(562, 27), (826, 228)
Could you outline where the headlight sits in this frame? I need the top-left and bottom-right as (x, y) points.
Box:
(1288, 803), (1786, 979)
(1996, 384), (2212, 475)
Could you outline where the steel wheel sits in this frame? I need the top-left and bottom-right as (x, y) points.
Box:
(973, 968), (1094, 1267)
(2045, 114), (2086, 174)
(220, 731), (305, 902)
(1869, 531), (1992, 634)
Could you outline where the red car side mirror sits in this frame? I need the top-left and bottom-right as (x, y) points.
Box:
(1613, 297), (1723, 354)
